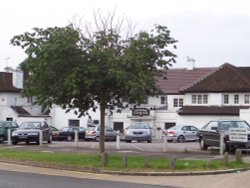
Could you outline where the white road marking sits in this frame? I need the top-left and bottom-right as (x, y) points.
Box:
(131, 144), (144, 151)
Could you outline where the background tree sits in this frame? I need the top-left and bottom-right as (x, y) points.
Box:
(11, 13), (177, 164)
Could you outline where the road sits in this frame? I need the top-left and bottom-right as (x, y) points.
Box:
(0, 162), (250, 188)
(0, 168), (174, 188)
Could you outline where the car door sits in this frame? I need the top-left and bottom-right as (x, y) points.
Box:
(204, 121), (220, 147)
(41, 122), (50, 141)
(189, 126), (198, 140)
(105, 127), (115, 140)
(180, 126), (191, 140)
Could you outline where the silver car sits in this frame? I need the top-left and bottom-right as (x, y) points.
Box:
(85, 126), (117, 141)
(165, 125), (198, 142)
(125, 122), (152, 143)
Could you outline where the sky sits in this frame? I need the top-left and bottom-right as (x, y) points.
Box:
(1, 0), (250, 71)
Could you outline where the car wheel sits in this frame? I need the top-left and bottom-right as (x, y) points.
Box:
(177, 135), (185, 143)
(199, 137), (208, 150)
(167, 140), (173, 143)
(126, 140), (131, 143)
(36, 141), (40, 145)
(25, 141), (29, 144)
(12, 141), (18, 145)
(66, 135), (72, 141)
(147, 140), (152, 143)
(95, 137), (99, 142)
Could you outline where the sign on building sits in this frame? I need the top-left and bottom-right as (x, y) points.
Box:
(229, 128), (248, 142)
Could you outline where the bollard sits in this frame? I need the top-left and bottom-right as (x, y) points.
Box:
(7, 128), (11, 145)
(169, 158), (176, 170)
(223, 152), (229, 166)
(163, 134), (167, 152)
(219, 132), (224, 155)
(235, 149), (243, 163)
(39, 130), (43, 145)
(116, 130), (120, 150)
(75, 130), (79, 148)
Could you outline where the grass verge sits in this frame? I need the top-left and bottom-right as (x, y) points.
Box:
(0, 148), (248, 172)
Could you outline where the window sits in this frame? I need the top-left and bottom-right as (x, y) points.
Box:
(173, 98), (183, 107)
(160, 96), (166, 104)
(191, 94), (208, 104)
(203, 95), (208, 104)
(68, 119), (79, 127)
(234, 95), (239, 104)
(192, 95), (196, 104)
(173, 99), (178, 107)
(27, 96), (33, 103)
(198, 95), (202, 104)
(244, 95), (250, 104)
(223, 95), (229, 104)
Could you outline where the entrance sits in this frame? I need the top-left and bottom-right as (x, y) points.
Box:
(113, 122), (124, 133)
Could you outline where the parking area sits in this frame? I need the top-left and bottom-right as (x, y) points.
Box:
(0, 140), (219, 159)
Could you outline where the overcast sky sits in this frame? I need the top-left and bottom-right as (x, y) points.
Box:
(1, 0), (250, 71)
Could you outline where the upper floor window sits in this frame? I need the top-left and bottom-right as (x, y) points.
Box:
(244, 95), (250, 104)
(191, 94), (208, 104)
(223, 95), (229, 104)
(174, 98), (183, 107)
(234, 95), (239, 104)
(27, 96), (33, 104)
(160, 96), (166, 104)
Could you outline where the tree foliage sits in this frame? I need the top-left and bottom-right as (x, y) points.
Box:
(11, 19), (177, 155)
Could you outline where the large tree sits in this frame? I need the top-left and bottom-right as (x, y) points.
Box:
(11, 16), (177, 162)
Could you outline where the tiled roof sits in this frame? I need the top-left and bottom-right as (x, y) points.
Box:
(0, 72), (21, 92)
(11, 106), (31, 116)
(182, 63), (250, 92)
(157, 67), (216, 94)
(177, 105), (250, 115)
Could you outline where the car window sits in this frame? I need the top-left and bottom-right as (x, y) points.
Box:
(219, 121), (250, 130)
(61, 127), (69, 132)
(79, 127), (85, 131)
(20, 122), (41, 129)
(11, 123), (18, 128)
(105, 127), (113, 132)
(129, 123), (150, 129)
(190, 126), (198, 131)
(203, 121), (218, 130)
(181, 126), (190, 131)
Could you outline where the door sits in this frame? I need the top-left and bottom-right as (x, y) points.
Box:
(180, 126), (192, 140)
(189, 126), (198, 140)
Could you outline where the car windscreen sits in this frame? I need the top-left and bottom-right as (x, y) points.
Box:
(219, 121), (250, 131)
(20, 122), (41, 129)
(129, 123), (150, 129)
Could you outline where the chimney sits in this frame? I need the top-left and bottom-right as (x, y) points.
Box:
(186, 57), (196, 70)
(12, 69), (23, 89)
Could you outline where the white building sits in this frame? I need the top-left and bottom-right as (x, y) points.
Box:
(1, 63), (249, 139)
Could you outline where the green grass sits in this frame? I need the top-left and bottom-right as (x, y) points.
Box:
(0, 148), (248, 172)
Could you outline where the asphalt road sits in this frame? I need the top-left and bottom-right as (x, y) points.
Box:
(0, 169), (175, 188)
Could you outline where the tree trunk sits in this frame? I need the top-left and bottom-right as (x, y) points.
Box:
(99, 99), (106, 154)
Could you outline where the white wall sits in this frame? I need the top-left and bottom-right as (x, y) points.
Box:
(240, 108), (250, 124)
(50, 106), (100, 129)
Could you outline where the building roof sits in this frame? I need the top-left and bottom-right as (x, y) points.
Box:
(11, 106), (31, 116)
(182, 63), (250, 92)
(177, 105), (250, 116)
(0, 72), (21, 92)
(157, 67), (216, 94)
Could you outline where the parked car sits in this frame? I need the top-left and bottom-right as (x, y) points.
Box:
(11, 121), (52, 145)
(0, 121), (19, 143)
(125, 122), (152, 143)
(53, 127), (86, 141)
(197, 120), (250, 151)
(49, 126), (59, 141)
(85, 126), (117, 141)
(165, 125), (199, 142)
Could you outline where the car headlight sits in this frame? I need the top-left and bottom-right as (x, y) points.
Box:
(126, 130), (131, 135)
(12, 132), (18, 136)
(28, 132), (39, 136)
